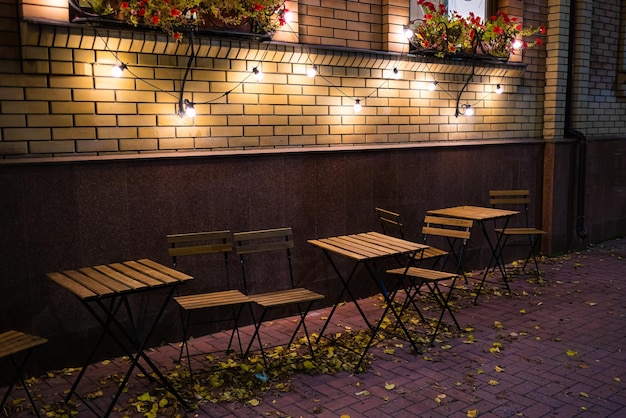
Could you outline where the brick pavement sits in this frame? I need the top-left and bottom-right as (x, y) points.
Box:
(2, 238), (625, 417)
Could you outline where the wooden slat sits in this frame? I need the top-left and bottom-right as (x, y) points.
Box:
(168, 243), (232, 257)
(107, 262), (162, 287)
(387, 266), (459, 281)
(77, 267), (132, 293)
(235, 239), (294, 255)
(330, 235), (394, 258)
(360, 232), (427, 252)
(251, 288), (324, 308)
(137, 259), (193, 282)
(92, 264), (147, 290)
(0, 331), (47, 359)
(124, 260), (178, 285)
(175, 290), (250, 310)
(166, 230), (231, 244)
(47, 272), (98, 300)
(62, 269), (118, 297)
(307, 238), (369, 261)
(495, 227), (546, 235)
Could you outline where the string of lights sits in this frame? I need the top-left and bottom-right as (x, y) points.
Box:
(85, 10), (507, 119)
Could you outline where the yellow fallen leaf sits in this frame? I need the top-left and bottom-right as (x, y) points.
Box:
(248, 399), (260, 406)
(384, 348), (395, 355)
(519, 309), (526, 314)
(566, 349), (578, 357)
(467, 409), (478, 417)
(614, 377), (621, 382)
(495, 365), (504, 373)
(578, 392), (589, 398)
(477, 369), (484, 374)
(489, 380), (499, 386)
(385, 383), (395, 390)
(340, 415), (351, 418)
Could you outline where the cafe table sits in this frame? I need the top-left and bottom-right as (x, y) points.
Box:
(46, 258), (193, 417)
(308, 232), (428, 371)
(426, 205), (519, 303)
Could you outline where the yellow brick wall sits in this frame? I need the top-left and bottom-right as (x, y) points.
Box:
(0, 0), (554, 159)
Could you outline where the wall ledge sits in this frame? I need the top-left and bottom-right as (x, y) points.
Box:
(0, 138), (544, 166)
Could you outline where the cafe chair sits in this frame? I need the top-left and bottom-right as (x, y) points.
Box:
(0, 330), (48, 418)
(234, 227), (324, 368)
(386, 215), (472, 346)
(375, 207), (450, 268)
(489, 189), (547, 277)
(168, 230), (252, 377)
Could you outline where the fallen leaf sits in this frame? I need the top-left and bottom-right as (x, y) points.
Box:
(614, 377), (621, 382)
(495, 365), (504, 373)
(248, 399), (260, 406)
(467, 409), (478, 417)
(566, 349), (579, 357)
(488, 380), (499, 386)
(385, 382), (396, 390)
(519, 309), (526, 314)
(578, 392), (589, 398)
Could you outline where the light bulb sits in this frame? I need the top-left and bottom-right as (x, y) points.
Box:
(495, 84), (503, 94)
(111, 63), (126, 77)
(464, 105), (474, 116)
(253, 67), (264, 81)
(284, 10), (293, 23)
(184, 100), (196, 117)
(403, 26), (414, 39)
(428, 81), (438, 91)
(354, 99), (362, 112)
(512, 39), (523, 49)
(307, 64), (318, 78)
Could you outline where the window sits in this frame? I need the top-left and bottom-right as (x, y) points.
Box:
(410, 0), (495, 22)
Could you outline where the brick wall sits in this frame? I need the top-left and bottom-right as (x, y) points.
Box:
(0, 0), (551, 159)
(1, 0), (624, 161)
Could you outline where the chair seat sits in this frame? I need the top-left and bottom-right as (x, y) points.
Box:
(251, 288), (324, 308)
(495, 227), (546, 236)
(421, 247), (448, 260)
(387, 266), (458, 281)
(174, 290), (250, 310)
(0, 330), (47, 359)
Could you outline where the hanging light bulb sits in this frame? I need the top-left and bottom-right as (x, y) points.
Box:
(307, 64), (318, 78)
(512, 39), (523, 49)
(253, 67), (264, 81)
(464, 104), (474, 116)
(428, 81), (439, 91)
(184, 99), (196, 117)
(111, 63), (126, 77)
(495, 84), (503, 94)
(353, 99), (362, 112)
(403, 25), (414, 39)
(284, 9), (293, 23)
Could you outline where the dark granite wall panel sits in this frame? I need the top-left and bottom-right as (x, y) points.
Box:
(1, 141), (624, 375)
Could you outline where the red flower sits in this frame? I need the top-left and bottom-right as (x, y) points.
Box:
(536, 38), (543, 46)
(254, 3), (263, 11)
(152, 15), (159, 24)
(120, 1), (128, 9)
(171, 8), (181, 16)
(138, 8), (145, 16)
(540, 26), (547, 34)
(493, 26), (503, 35)
(173, 32), (181, 40)
(424, 13), (433, 20)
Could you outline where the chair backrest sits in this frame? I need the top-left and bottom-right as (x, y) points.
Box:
(234, 227), (295, 294)
(166, 230), (233, 287)
(375, 207), (404, 238)
(489, 189), (532, 226)
(421, 215), (473, 271)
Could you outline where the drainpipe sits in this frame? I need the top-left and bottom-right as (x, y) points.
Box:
(563, 0), (589, 240)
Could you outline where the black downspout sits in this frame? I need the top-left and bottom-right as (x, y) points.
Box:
(563, 0), (589, 240)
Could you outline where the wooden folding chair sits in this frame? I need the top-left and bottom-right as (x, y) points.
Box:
(489, 190), (547, 276)
(234, 227), (324, 369)
(375, 208), (450, 267)
(0, 330), (47, 418)
(386, 215), (472, 346)
(168, 230), (251, 377)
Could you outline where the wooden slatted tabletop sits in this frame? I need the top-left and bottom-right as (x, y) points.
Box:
(427, 205), (519, 221)
(47, 258), (193, 301)
(308, 231), (428, 261)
